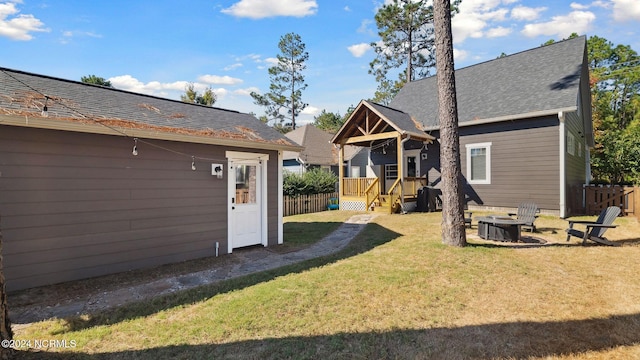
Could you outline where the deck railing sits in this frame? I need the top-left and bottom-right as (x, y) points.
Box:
(342, 177), (377, 197)
(403, 177), (428, 196)
(387, 178), (403, 213)
(365, 178), (380, 210)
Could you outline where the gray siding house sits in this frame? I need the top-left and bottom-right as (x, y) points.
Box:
(332, 36), (593, 217)
(0, 67), (301, 291)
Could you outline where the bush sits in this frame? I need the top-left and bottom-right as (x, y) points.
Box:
(283, 168), (338, 196)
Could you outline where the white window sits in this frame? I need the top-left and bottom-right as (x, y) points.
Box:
(567, 133), (576, 156)
(466, 142), (492, 185)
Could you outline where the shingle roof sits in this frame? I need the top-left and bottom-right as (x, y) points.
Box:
(0, 67), (299, 150)
(390, 35), (587, 128)
(367, 101), (425, 134)
(284, 124), (336, 166)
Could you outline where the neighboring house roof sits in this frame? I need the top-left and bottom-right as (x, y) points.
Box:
(283, 124), (337, 166)
(390, 35), (589, 130)
(0, 67), (301, 151)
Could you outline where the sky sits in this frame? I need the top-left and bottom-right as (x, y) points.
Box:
(1, 0), (639, 125)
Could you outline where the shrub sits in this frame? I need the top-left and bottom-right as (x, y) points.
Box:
(283, 168), (338, 196)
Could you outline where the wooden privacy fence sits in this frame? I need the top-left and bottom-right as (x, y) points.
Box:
(584, 185), (639, 219)
(283, 192), (339, 216)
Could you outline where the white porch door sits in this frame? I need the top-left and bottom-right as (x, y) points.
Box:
(229, 159), (263, 249)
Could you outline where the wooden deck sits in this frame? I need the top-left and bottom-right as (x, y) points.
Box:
(340, 177), (428, 213)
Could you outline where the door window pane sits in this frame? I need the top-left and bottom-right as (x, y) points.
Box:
(236, 164), (257, 204)
(407, 156), (417, 177)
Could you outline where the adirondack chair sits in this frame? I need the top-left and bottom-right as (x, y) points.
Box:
(565, 206), (621, 246)
(463, 203), (473, 228)
(508, 202), (539, 232)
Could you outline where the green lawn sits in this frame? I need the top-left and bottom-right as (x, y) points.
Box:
(13, 211), (640, 359)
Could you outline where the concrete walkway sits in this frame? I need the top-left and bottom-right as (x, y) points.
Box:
(10, 213), (376, 326)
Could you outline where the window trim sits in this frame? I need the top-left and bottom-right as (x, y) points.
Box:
(466, 142), (492, 185)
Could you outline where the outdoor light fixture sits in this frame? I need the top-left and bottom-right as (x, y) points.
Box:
(132, 138), (139, 156)
(41, 96), (49, 117)
(191, 156), (197, 171)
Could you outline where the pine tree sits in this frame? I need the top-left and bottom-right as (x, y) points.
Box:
(251, 32), (308, 131)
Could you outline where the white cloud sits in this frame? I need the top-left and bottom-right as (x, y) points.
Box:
(612, 0), (640, 21)
(301, 105), (320, 116)
(521, 10), (596, 38)
(0, 1), (49, 40)
(63, 30), (102, 38)
(357, 19), (374, 34)
(485, 26), (512, 38)
(347, 43), (371, 58)
(570, 1), (611, 10)
(511, 5), (547, 21)
(223, 63), (243, 71)
(197, 74), (243, 85)
(570, 2), (589, 10)
(451, 1), (510, 43)
(264, 57), (279, 66)
(453, 48), (468, 61)
(234, 87), (260, 96)
(108, 75), (190, 96)
(108, 75), (237, 102)
(221, 0), (318, 19)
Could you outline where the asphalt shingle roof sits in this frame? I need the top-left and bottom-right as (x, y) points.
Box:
(390, 35), (587, 128)
(0, 67), (298, 149)
(284, 124), (336, 165)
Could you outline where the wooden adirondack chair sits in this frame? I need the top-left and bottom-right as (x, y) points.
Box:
(565, 206), (621, 246)
(508, 202), (539, 232)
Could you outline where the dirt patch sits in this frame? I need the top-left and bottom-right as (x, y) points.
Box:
(8, 254), (239, 310)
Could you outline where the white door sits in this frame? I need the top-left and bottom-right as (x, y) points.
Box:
(230, 159), (263, 249)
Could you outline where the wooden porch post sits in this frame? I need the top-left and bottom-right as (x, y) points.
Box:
(396, 134), (403, 184)
(338, 144), (344, 198)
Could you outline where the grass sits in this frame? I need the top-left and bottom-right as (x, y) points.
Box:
(12, 211), (640, 359)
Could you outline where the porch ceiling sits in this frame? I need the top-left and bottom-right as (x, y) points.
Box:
(332, 100), (434, 147)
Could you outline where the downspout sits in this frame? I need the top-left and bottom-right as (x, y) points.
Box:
(278, 150), (284, 244)
(296, 157), (305, 175)
(400, 134), (412, 214)
(558, 111), (566, 218)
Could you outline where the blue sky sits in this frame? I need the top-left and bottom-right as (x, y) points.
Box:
(1, 0), (639, 125)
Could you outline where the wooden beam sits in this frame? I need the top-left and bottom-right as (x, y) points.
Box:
(342, 131), (401, 145)
(370, 118), (387, 133)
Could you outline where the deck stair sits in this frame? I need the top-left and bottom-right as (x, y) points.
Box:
(371, 195), (417, 213)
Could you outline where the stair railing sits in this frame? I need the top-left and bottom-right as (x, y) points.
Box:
(365, 178), (380, 211)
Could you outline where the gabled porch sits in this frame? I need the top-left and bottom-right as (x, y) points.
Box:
(332, 100), (435, 214)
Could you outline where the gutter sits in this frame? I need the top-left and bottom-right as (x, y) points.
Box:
(558, 111), (566, 218)
(0, 114), (304, 152)
(422, 106), (578, 131)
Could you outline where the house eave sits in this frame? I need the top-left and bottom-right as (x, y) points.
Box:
(421, 106), (579, 131)
(0, 114), (304, 152)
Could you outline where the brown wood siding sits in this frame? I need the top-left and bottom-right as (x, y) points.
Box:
(0, 125), (277, 291)
(423, 116), (561, 211)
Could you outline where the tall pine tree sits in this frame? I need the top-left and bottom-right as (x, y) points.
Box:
(251, 32), (308, 131)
